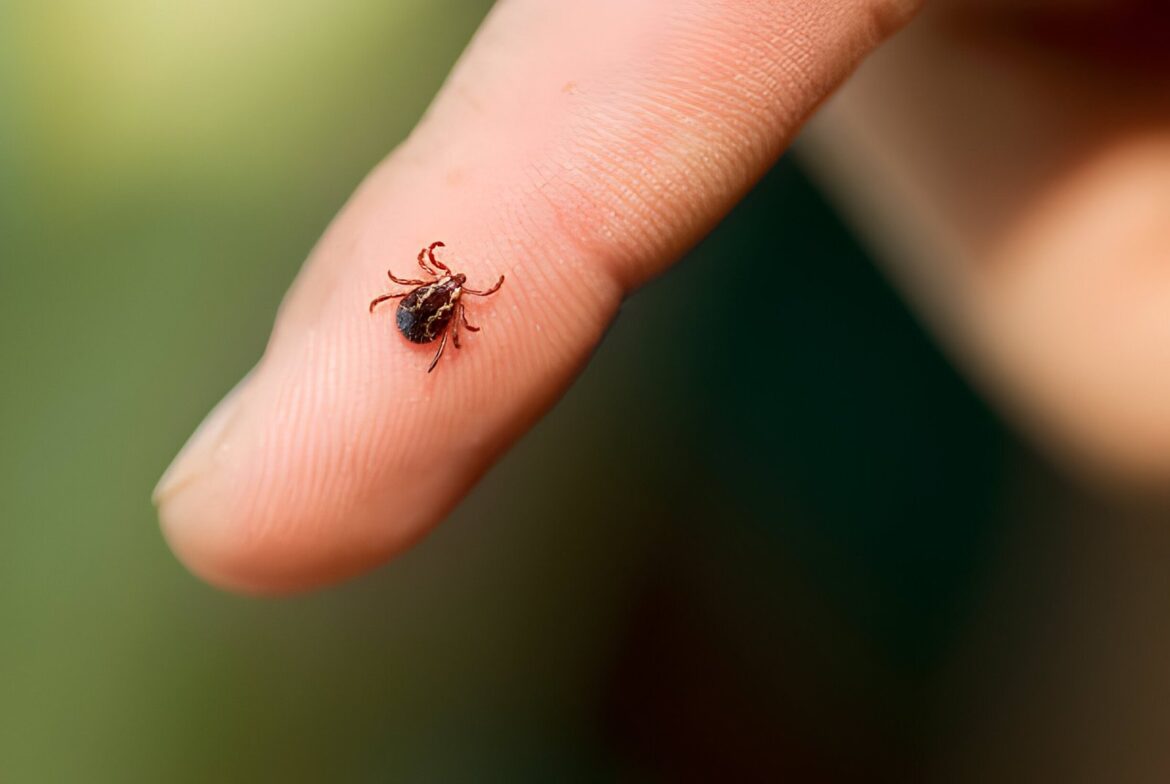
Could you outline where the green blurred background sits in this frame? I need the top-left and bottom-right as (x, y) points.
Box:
(5, 2), (1166, 782)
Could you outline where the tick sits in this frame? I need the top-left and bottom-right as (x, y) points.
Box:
(369, 241), (505, 372)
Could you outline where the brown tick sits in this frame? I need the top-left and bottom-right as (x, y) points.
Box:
(369, 241), (505, 372)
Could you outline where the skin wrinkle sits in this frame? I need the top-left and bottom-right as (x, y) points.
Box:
(520, 155), (634, 290)
(506, 174), (620, 320)
(481, 191), (619, 378)
(255, 347), (315, 542)
(579, 145), (678, 268)
(524, 5), (875, 291)
(560, 121), (699, 283)
(522, 272), (588, 373)
(245, 287), (422, 550)
(487, 227), (594, 379)
(236, 366), (292, 541)
(642, 102), (752, 216)
(293, 335), (328, 539)
(506, 173), (619, 372)
(311, 324), (356, 540)
(159, 0), (924, 591)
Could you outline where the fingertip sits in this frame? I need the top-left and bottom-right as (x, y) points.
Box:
(160, 491), (401, 595)
(154, 265), (551, 593)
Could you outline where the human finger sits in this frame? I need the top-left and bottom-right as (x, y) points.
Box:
(155, 0), (923, 593)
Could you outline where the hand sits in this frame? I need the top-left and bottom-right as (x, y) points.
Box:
(153, 0), (923, 592)
(803, 0), (1170, 488)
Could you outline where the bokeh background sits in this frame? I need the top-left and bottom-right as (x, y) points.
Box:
(5, 2), (1170, 781)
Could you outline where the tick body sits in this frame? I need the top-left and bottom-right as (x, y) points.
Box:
(369, 241), (505, 372)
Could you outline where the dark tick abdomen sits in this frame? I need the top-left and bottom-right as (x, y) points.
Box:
(396, 281), (458, 343)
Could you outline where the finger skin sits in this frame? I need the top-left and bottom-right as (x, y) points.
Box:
(156, 0), (922, 593)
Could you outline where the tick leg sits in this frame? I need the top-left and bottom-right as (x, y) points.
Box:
(451, 310), (461, 350)
(463, 275), (505, 297)
(417, 246), (439, 277)
(389, 269), (426, 286)
(427, 327), (450, 373)
(425, 241), (451, 273)
(369, 292), (406, 312)
(460, 303), (480, 332)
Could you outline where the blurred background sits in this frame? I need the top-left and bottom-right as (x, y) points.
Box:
(4, 1), (1170, 781)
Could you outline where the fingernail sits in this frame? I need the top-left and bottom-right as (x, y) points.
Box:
(153, 372), (252, 506)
